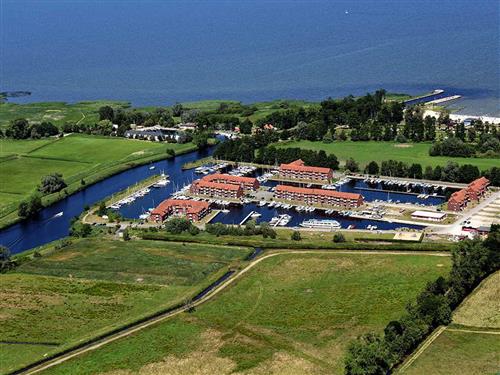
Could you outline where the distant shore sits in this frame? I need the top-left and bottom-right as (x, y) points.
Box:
(423, 109), (500, 125)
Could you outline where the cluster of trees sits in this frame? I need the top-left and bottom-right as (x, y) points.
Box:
(213, 138), (339, 170)
(18, 194), (42, 219)
(430, 134), (500, 158)
(345, 227), (499, 375)
(360, 159), (499, 186)
(2, 119), (59, 139)
(61, 119), (115, 136)
(255, 146), (339, 170)
(206, 220), (277, 239)
(0, 246), (15, 273)
(38, 173), (67, 194)
(17, 174), (69, 219)
(164, 217), (200, 235)
(69, 218), (93, 238)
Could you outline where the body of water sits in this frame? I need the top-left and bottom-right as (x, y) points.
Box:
(2, 0), (498, 115)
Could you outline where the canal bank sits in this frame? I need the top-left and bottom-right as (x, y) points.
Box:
(0, 145), (214, 254)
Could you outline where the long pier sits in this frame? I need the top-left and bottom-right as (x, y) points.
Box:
(239, 211), (256, 225)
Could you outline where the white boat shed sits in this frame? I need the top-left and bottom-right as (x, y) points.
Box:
(411, 210), (447, 222)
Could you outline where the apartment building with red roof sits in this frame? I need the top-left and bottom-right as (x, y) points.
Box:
(150, 199), (211, 222)
(447, 177), (490, 211)
(203, 173), (259, 190)
(466, 176), (489, 201)
(275, 185), (363, 208)
(190, 180), (243, 199)
(279, 159), (333, 182)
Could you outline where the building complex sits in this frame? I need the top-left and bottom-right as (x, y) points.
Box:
(149, 199), (211, 222)
(447, 177), (490, 211)
(275, 185), (363, 208)
(278, 159), (333, 182)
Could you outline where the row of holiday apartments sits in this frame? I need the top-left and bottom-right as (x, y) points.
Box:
(149, 174), (260, 222)
(447, 177), (490, 211)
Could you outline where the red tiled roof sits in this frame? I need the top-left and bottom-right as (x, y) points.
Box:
(192, 180), (241, 191)
(467, 177), (489, 192)
(151, 199), (209, 216)
(449, 189), (468, 203)
(203, 173), (256, 185)
(275, 185), (362, 200)
(280, 159), (332, 174)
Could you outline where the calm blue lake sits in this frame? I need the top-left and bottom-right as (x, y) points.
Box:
(2, 0), (498, 115)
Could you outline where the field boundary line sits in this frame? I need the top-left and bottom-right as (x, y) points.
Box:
(21, 154), (93, 164)
(24, 138), (62, 155)
(13, 249), (449, 375)
(397, 325), (446, 373)
(447, 328), (500, 335)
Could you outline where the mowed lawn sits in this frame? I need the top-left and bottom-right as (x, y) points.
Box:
(0, 239), (251, 374)
(0, 134), (193, 211)
(41, 252), (450, 375)
(279, 140), (500, 170)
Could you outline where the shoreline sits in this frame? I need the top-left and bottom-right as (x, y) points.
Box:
(423, 109), (500, 125)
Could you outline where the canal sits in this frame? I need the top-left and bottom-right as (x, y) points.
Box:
(0, 147), (213, 254)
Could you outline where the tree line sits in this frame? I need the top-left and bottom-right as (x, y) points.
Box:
(213, 137), (339, 170)
(344, 226), (499, 374)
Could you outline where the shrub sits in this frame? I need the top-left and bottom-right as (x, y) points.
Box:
(291, 231), (302, 241)
(333, 233), (346, 243)
(164, 217), (192, 234)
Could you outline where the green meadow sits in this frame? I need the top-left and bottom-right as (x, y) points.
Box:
(279, 140), (500, 170)
(0, 238), (251, 374)
(0, 134), (195, 227)
(0, 101), (130, 130)
(40, 251), (450, 375)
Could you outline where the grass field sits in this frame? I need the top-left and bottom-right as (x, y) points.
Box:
(0, 134), (195, 226)
(279, 140), (500, 170)
(452, 271), (499, 329)
(39, 251), (450, 375)
(0, 238), (251, 374)
(401, 270), (500, 375)
(0, 101), (130, 130)
(402, 330), (499, 375)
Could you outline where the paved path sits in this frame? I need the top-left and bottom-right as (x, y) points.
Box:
(17, 249), (450, 375)
(433, 191), (500, 235)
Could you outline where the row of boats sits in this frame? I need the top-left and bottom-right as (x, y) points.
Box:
(228, 165), (257, 177)
(257, 170), (278, 183)
(194, 162), (229, 175)
(269, 214), (292, 227)
(364, 178), (447, 192)
(109, 187), (152, 209)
